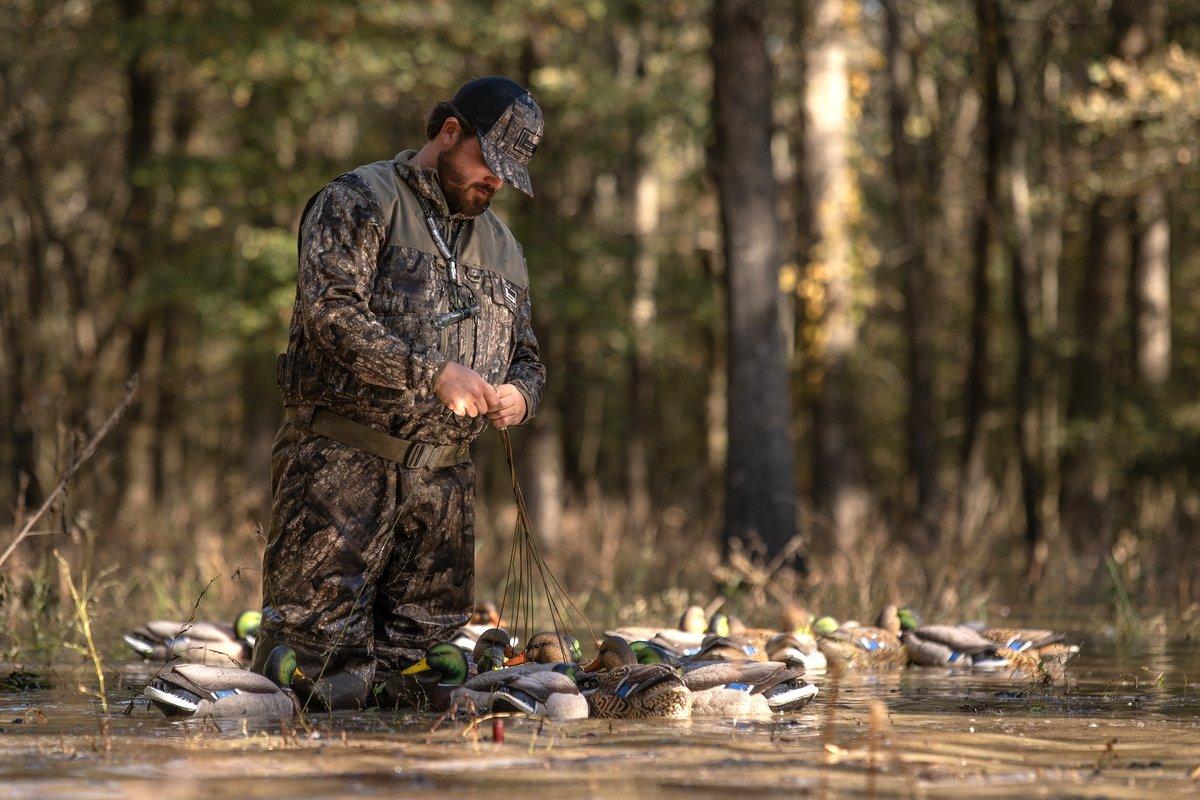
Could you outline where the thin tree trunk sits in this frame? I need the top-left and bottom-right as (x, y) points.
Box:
(999, 19), (1047, 579)
(805, 0), (870, 550)
(1132, 186), (1170, 388)
(1037, 13), (1065, 554)
(111, 0), (158, 525)
(711, 0), (801, 567)
(883, 0), (941, 538)
(958, 0), (1001, 537)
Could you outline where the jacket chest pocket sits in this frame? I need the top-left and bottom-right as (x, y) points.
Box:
(371, 245), (446, 348)
(455, 269), (520, 383)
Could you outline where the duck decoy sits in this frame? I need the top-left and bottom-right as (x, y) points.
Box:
(142, 644), (297, 718)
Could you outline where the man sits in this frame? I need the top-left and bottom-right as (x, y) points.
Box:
(252, 77), (546, 709)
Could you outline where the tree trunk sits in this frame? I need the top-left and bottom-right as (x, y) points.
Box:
(882, 0), (941, 538)
(1132, 186), (1170, 388)
(999, 18), (1047, 578)
(804, 0), (870, 549)
(111, 0), (159, 526)
(958, 0), (1001, 537)
(711, 0), (800, 567)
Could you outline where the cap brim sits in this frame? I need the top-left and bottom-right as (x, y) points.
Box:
(479, 135), (534, 197)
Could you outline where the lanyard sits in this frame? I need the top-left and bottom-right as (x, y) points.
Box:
(420, 205), (482, 330)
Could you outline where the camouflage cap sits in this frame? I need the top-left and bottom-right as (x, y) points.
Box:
(450, 76), (543, 197)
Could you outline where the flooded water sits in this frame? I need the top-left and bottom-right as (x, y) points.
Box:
(1, 630), (1198, 798)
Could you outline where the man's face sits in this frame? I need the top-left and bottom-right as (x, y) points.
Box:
(436, 131), (502, 217)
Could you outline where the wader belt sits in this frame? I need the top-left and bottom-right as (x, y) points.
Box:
(284, 407), (470, 469)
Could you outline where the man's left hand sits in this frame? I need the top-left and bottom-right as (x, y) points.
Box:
(487, 384), (527, 429)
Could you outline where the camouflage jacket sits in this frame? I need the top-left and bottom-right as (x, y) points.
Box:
(278, 150), (546, 446)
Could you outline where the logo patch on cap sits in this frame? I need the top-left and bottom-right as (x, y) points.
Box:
(514, 127), (539, 160)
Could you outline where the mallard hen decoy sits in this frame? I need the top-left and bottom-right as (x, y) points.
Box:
(143, 644), (297, 718)
(124, 610), (261, 666)
(813, 614), (906, 670)
(503, 631), (583, 666)
(578, 636), (692, 719)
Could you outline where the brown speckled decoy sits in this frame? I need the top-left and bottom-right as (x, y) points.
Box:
(578, 636), (692, 719)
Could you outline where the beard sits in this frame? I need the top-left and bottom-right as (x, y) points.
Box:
(436, 141), (497, 217)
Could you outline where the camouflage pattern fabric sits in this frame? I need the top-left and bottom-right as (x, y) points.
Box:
(478, 91), (543, 197)
(256, 151), (545, 710)
(254, 422), (476, 710)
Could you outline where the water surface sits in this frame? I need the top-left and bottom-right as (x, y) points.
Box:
(1, 630), (1198, 798)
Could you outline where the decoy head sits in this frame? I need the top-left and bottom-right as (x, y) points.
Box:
(781, 604), (814, 636)
(629, 640), (666, 665)
(476, 646), (508, 672)
(678, 606), (707, 633)
(471, 628), (513, 665)
(897, 606), (922, 631)
(402, 643), (470, 687)
(706, 612), (732, 637)
(263, 645), (302, 688)
(234, 609), (263, 646)
(813, 616), (840, 636)
(505, 631), (580, 665)
(876, 604), (901, 635)
(581, 636), (638, 672)
(470, 601), (502, 627)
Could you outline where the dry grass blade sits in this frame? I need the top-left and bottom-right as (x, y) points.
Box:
(0, 376), (139, 570)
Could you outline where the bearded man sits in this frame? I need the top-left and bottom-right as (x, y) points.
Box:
(252, 77), (546, 709)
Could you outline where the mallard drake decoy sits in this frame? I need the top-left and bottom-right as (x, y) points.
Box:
(454, 664), (589, 720)
(504, 631), (583, 666)
(578, 636), (692, 719)
(813, 615), (906, 670)
(892, 606), (1005, 668)
(681, 660), (818, 715)
(394, 641), (490, 711)
(631, 640), (818, 715)
(124, 610), (261, 666)
(143, 645), (297, 718)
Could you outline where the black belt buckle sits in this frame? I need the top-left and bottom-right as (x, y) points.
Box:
(402, 443), (435, 469)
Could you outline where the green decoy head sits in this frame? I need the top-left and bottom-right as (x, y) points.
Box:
(476, 645), (508, 673)
(402, 643), (470, 687)
(629, 640), (665, 665)
(707, 612), (732, 637)
(552, 663), (579, 681)
(234, 609), (263, 645)
(813, 616), (840, 636)
(471, 628), (513, 666)
(897, 606), (922, 631)
(263, 645), (301, 688)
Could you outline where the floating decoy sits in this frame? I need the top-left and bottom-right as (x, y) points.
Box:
(124, 610), (261, 666)
(142, 645), (297, 718)
(577, 636), (692, 719)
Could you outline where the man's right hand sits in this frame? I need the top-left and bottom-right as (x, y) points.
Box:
(435, 361), (499, 418)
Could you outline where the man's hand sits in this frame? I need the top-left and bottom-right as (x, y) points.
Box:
(435, 362), (499, 418)
(487, 384), (527, 429)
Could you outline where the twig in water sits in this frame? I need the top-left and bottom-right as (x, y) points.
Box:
(0, 377), (139, 570)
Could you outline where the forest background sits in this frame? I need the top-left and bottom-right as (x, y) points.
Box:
(4, 0), (1199, 656)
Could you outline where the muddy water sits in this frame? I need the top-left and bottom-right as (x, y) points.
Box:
(1, 632), (1198, 798)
